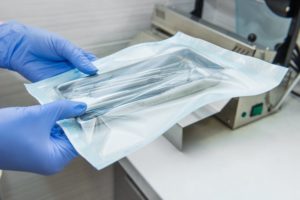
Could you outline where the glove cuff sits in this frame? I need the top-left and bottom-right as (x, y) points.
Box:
(0, 21), (26, 70)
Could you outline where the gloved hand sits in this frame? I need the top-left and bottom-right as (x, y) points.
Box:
(0, 21), (98, 82)
(0, 100), (86, 175)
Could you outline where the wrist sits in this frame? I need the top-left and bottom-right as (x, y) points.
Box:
(0, 21), (26, 70)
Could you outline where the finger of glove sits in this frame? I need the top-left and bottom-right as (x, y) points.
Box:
(52, 129), (79, 158)
(41, 100), (87, 126)
(41, 135), (78, 175)
(81, 49), (98, 62)
(40, 125), (79, 175)
(51, 125), (79, 158)
(58, 40), (98, 75)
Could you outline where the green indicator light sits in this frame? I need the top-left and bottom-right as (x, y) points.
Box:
(250, 103), (263, 117)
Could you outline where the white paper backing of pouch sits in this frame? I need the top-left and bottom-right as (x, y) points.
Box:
(25, 32), (288, 170)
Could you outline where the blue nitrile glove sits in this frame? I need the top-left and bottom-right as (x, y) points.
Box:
(0, 21), (98, 82)
(0, 100), (86, 175)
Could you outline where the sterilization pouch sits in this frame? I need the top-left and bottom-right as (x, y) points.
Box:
(25, 32), (287, 170)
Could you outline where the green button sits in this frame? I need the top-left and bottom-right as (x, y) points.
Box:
(250, 103), (263, 117)
(241, 112), (247, 118)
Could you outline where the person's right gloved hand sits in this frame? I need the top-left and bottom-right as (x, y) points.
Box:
(0, 100), (87, 175)
(0, 21), (98, 82)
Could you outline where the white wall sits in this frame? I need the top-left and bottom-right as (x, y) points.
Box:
(0, 0), (194, 55)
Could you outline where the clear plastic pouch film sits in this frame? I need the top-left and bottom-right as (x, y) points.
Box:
(235, 0), (290, 49)
(26, 32), (287, 170)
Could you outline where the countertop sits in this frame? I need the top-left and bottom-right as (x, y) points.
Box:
(122, 95), (300, 200)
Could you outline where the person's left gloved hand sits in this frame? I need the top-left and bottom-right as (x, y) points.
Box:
(0, 100), (87, 175)
(0, 21), (98, 82)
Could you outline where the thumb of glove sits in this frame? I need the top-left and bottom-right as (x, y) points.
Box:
(41, 100), (87, 128)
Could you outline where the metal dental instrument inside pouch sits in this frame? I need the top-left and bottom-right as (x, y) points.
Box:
(55, 49), (226, 141)
(56, 49), (224, 121)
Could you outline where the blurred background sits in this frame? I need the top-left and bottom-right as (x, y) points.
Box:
(1, 0), (298, 199)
